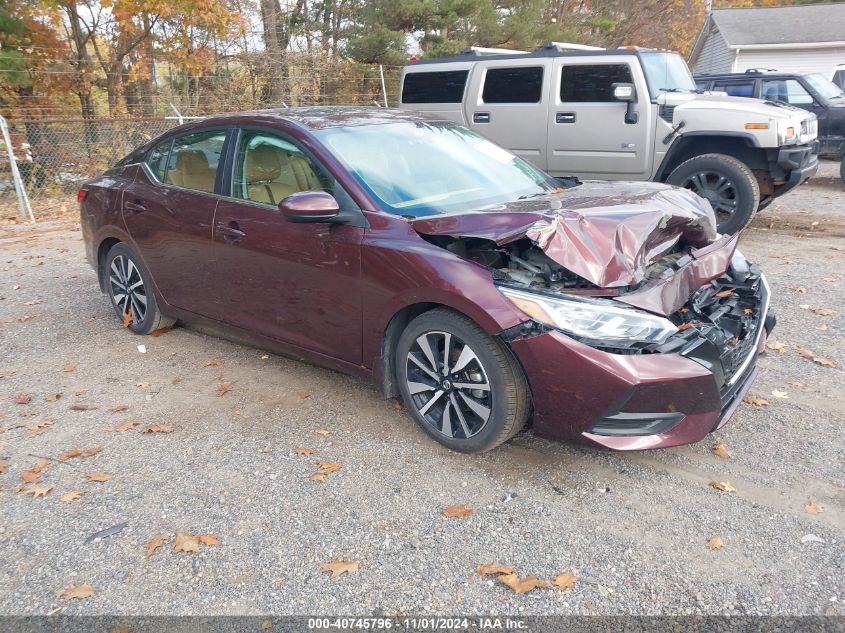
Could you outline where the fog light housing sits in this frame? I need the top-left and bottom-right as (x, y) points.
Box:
(588, 411), (686, 436)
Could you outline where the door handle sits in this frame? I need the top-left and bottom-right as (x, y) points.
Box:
(473, 112), (491, 123)
(215, 222), (246, 241)
(556, 112), (576, 124)
(124, 200), (147, 213)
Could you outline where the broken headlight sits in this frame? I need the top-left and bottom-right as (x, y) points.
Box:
(497, 285), (677, 348)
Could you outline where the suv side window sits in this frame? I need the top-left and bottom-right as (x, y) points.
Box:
(560, 64), (633, 102)
(482, 66), (544, 103)
(762, 79), (814, 105)
(165, 130), (227, 194)
(146, 139), (172, 182)
(402, 71), (469, 104)
(234, 131), (332, 206)
(713, 81), (755, 97)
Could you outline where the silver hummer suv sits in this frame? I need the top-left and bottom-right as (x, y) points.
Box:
(399, 43), (819, 234)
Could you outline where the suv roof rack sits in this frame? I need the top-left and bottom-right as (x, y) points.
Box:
(744, 68), (777, 74)
(456, 46), (529, 57)
(535, 42), (605, 52)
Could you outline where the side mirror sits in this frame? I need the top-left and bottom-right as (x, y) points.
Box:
(278, 191), (340, 223)
(612, 82), (639, 124)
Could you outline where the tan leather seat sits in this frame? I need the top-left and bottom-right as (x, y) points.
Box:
(168, 149), (216, 193)
(245, 144), (322, 205)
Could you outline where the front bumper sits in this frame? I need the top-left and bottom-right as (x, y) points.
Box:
(773, 142), (818, 197)
(508, 266), (772, 450)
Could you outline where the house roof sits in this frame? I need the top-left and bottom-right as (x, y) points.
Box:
(711, 3), (845, 47)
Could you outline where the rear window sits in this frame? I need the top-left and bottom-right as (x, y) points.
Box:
(560, 64), (633, 102)
(482, 66), (544, 103)
(402, 71), (469, 104)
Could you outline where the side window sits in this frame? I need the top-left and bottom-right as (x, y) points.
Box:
(234, 131), (331, 206)
(762, 79), (813, 105)
(401, 71), (469, 104)
(146, 139), (172, 182)
(165, 130), (226, 194)
(482, 66), (544, 103)
(560, 64), (633, 102)
(833, 70), (845, 90)
(714, 81), (755, 98)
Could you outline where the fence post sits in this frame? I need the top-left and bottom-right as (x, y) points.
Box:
(0, 115), (35, 223)
(379, 65), (389, 108)
(169, 103), (184, 125)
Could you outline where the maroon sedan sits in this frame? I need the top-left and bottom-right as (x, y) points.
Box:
(79, 108), (774, 453)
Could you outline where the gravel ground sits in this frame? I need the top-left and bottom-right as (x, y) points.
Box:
(0, 169), (843, 617)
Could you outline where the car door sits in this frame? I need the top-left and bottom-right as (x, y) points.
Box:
(546, 58), (652, 179)
(762, 78), (829, 138)
(121, 128), (230, 320)
(465, 61), (549, 169)
(212, 127), (365, 364)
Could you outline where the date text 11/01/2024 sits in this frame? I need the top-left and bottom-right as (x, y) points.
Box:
(307, 617), (528, 630)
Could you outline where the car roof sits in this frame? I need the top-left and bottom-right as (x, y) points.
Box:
(185, 106), (443, 131)
(694, 72), (808, 80)
(407, 46), (646, 66)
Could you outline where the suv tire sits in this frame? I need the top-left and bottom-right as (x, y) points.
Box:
(666, 153), (760, 234)
(395, 308), (530, 453)
(104, 242), (175, 335)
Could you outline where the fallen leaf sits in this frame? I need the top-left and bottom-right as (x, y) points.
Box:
(62, 363), (76, 372)
(59, 490), (85, 502)
(28, 421), (52, 436)
(204, 358), (224, 367)
(742, 396), (769, 406)
(0, 370), (16, 378)
(81, 447), (102, 458)
(108, 404), (129, 413)
(442, 504), (475, 519)
(68, 404), (98, 411)
(709, 480), (737, 493)
(85, 472), (109, 483)
(811, 308), (835, 316)
(707, 535), (724, 550)
(314, 428), (331, 436)
(173, 532), (201, 553)
(45, 393), (61, 402)
(771, 390), (789, 399)
(308, 472), (327, 482)
(766, 341), (787, 353)
(110, 627), (132, 633)
(141, 423), (174, 434)
(145, 533), (170, 558)
(198, 534), (221, 546)
(554, 571), (576, 590)
(19, 485), (52, 498)
(790, 287), (807, 294)
(150, 326), (173, 337)
(0, 459), (6, 474)
(497, 573), (550, 594)
(25, 299), (42, 305)
(476, 563), (516, 577)
(315, 461), (341, 474)
(58, 448), (83, 462)
(805, 498), (825, 515)
(712, 442), (732, 460)
(122, 310), (133, 328)
(216, 380), (233, 396)
(320, 560), (359, 579)
(295, 447), (315, 456)
(714, 288), (734, 298)
(14, 393), (31, 405)
(115, 420), (138, 432)
(260, 620), (273, 631)
(56, 584), (93, 601)
(812, 357), (836, 368)
(295, 390), (311, 399)
(20, 469), (42, 483)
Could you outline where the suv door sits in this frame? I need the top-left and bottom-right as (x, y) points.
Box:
(546, 58), (652, 178)
(121, 128), (229, 320)
(212, 128), (365, 364)
(761, 77), (829, 139)
(465, 61), (549, 169)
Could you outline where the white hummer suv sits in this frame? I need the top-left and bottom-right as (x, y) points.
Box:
(398, 44), (819, 234)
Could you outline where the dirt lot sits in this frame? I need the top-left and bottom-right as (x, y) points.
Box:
(0, 162), (843, 617)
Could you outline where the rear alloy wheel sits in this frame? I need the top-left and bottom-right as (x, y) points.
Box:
(395, 308), (529, 453)
(104, 243), (174, 335)
(666, 153), (760, 234)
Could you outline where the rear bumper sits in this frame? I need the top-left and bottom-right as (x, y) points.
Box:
(773, 142), (818, 197)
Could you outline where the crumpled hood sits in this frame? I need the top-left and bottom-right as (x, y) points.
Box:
(411, 181), (719, 290)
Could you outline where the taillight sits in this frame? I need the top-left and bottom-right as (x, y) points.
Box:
(77, 190), (88, 204)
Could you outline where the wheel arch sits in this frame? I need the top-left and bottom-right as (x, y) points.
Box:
(96, 236), (122, 292)
(656, 134), (768, 181)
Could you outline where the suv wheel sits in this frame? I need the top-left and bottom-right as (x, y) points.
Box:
(395, 308), (530, 453)
(666, 153), (760, 234)
(104, 243), (175, 335)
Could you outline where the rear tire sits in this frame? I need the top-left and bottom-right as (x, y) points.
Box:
(395, 308), (530, 453)
(104, 243), (174, 335)
(666, 153), (759, 234)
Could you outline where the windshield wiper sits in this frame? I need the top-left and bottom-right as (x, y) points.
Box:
(517, 192), (551, 200)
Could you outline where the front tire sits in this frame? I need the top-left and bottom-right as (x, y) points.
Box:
(666, 153), (760, 234)
(395, 308), (530, 453)
(104, 243), (174, 335)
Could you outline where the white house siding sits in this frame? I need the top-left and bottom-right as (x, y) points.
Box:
(736, 47), (845, 77)
(692, 28), (734, 74)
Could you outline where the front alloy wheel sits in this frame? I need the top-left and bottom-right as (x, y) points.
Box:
(395, 308), (530, 453)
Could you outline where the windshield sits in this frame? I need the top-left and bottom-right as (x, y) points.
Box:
(640, 52), (697, 96)
(805, 73), (845, 101)
(314, 121), (558, 217)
